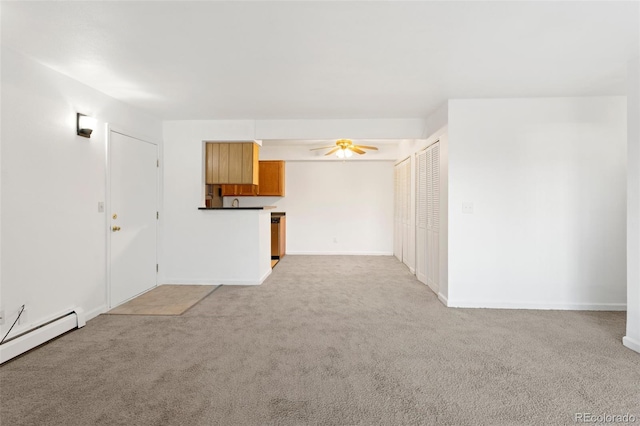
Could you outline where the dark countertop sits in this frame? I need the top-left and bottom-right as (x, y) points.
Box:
(198, 206), (277, 210)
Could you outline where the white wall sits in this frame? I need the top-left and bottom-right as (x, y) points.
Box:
(225, 160), (394, 255)
(447, 97), (627, 310)
(0, 45), (4, 336)
(0, 47), (163, 337)
(255, 119), (426, 140)
(625, 58), (640, 353)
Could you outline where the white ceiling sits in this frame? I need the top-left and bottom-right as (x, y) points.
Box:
(2, 1), (638, 120)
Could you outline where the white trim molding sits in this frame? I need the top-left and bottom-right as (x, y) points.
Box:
(0, 308), (86, 364)
(446, 300), (627, 311)
(286, 251), (394, 256)
(437, 293), (449, 307)
(623, 336), (640, 354)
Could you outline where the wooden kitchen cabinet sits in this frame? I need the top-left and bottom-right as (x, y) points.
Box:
(271, 216), (286, 259)
(257, 161), (285, 196)
(221, 184), (258, 196)
(205, 142), (259, 185)
(222, 160), (286, 196)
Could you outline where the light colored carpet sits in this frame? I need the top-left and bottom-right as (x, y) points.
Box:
(1, 256), (639, 426)
(107, 284), (217, 315)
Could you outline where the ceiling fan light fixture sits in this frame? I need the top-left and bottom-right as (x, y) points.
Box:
(336, 148), (353, 158)
(310, 139), (377, 156)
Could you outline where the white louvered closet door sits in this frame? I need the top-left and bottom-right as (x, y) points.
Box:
(402, 159), (411, 267)
(416, 150), (428, 284)
(393, 166), (402, 260)
(427, 142), (440, 293)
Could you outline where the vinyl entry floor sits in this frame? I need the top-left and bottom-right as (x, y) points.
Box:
(108, 284), (217, 316)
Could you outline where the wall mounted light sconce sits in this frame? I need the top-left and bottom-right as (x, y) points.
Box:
(77, 113), (96, 138)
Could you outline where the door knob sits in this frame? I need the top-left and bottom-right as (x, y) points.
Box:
(112, 226), (121, 232)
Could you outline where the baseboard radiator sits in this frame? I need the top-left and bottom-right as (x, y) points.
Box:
(0, 308), (86, 364)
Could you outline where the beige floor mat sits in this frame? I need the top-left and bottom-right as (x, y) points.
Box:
(108, 285), (217, 315)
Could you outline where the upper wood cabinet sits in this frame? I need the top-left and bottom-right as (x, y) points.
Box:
(257, 161), (285, 196)
(221, 160), (286, 197)
(221, 184), (258, 197)
(205, 142), (259, 185)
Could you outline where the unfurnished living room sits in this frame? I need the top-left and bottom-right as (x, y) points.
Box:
(1, 1), (639, 425)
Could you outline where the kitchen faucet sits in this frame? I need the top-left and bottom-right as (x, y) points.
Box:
(232, 198), (239, 208)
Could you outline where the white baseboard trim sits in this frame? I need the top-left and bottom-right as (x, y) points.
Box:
(257, 268), (272, 285)
(163, 270), (272, 286)
(0, 308), (85, 364)
(446, 299), (627, 311)
(286, 251), (394, 256)
(437, 292), (449, 307)
(426, 282), (438, 295)
(85, 305), (107, 322)
(409, 267), (416, 275)
(623, 336), (640, 354)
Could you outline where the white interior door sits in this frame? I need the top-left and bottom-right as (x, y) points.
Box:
(109, 131), (158, 307)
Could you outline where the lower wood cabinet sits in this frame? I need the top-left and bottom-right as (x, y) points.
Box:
(271, 216), (286, 259)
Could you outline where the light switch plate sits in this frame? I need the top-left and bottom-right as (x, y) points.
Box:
(462, 202), (474, 214)
(98, 202), (105, 213)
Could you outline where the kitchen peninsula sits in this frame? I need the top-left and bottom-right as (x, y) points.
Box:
(196, 141), (286, 286)
(195, 206), (275, 285)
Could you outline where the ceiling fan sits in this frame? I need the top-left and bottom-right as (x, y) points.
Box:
(310, 139), (379, 158)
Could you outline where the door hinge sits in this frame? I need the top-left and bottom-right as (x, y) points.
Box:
(157, 211), (159, 220)
(156, 264), (159, 273)
(157, 159), (159, 167)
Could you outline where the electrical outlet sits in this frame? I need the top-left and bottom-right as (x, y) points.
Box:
(0, 310), (4, 325)
(462, 202), (474, 214)
(333, 237), (338, 243)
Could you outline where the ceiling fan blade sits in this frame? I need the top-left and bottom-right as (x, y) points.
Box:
(310, 146), (336, 151)
(325, 147), (340, 156)
(354, 145), (378, 150)
(350, 146), (366, 154)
